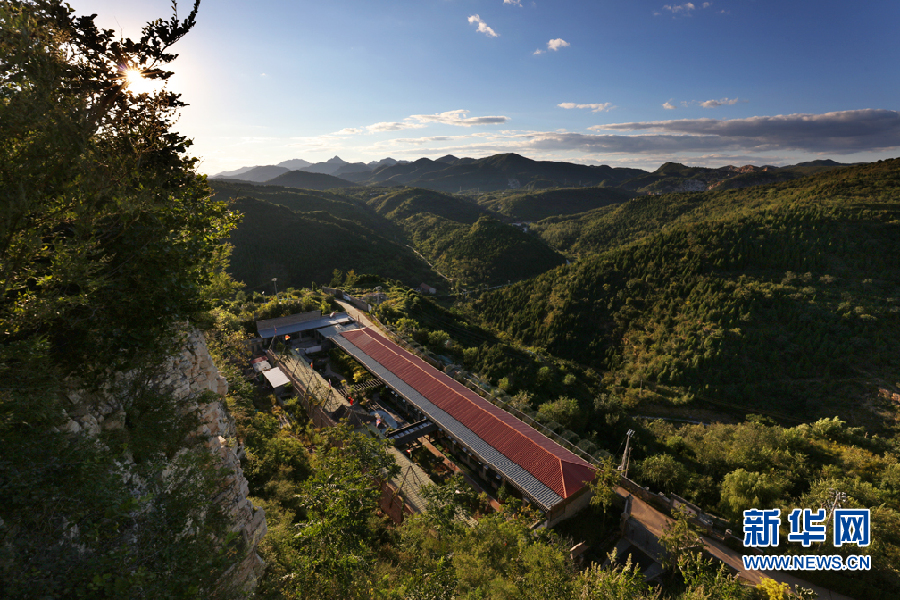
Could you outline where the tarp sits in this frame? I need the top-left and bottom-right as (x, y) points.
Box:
(262, 367), (290, 388)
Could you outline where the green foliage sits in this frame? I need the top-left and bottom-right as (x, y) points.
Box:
(659, 507), (704, 574)
(576, 554), (660, 599)
(421, 472), (477, 535)
(328, 347), (374, 384)
(719, 468), (790, 518)
(0, 0), (237, 378)
(355, 186), (567, 286)
(756, 578), (791, 600)
(476, 186), (637, 222)
(589, 456), (620, 511)
(537, 395), (581, 430)
(0, 2), (247, 597)
(256, 425), (398, 600)
(473, 159), (900, 421)
(213, 184), (440, 290)
(637, 453), (690, 495)
(0, 387), (238, 599)
(408, 213), (567, 286)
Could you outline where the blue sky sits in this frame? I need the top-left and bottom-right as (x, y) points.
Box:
(72, 0), (900, 174)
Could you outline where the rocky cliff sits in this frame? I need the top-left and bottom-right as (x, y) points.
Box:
(58, 328), (267, 593)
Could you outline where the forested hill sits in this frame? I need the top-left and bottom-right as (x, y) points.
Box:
(474, 186), (638, 221)
(212, 181), (567, 290)
(361, 187), (567, 286)
(533, 158), (898, 257)
(215, 193), (441, 289)
(472, 158), (900, 425)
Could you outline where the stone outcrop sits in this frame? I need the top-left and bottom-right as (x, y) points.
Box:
(58, 328), (267, 593)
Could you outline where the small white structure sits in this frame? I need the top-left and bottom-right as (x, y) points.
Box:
(262, 367), (290, 389)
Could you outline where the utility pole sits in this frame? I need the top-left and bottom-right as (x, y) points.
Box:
(619, 429), (635, 479)
(272, 277), (278, 302)
(824, 488), (848, 521)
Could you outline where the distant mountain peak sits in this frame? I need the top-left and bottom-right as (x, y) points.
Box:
(277, 158), (312, 170)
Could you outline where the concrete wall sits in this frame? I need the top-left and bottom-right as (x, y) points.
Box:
(544, 483), (594, 528)
(379, 481), (415, 524)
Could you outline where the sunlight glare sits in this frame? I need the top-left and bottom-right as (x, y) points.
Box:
(124, 68), (160, 95)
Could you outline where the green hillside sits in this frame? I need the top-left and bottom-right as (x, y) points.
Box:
(364, 187), (486, 223)
(532, 159), (891, 257)
(212, 182), (565, 290)
(363, 188), (567, 286)
(211, 180), (384, 225)
(263, 170), (356, 190)
(476, 186), (637, 221)
(472, 159), (900, 425)
(223, 195), (440, 289)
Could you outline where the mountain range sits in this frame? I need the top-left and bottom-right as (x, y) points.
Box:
(211, 154), (854, 195)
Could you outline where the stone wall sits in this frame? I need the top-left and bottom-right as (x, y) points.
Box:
(58, 328), (267, 593)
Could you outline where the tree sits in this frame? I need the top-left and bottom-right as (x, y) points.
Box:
(638, 453), (689, 494)
(576, 554), (660, 600)
(0, 1), (243, 597)
(537, 395), (580, 430)
(271, 426), (399, 600)
(421, 472), (476, 535)
(0, 0), (238, 378)
(589, 456), (620, 512)
(659, 507), (704, 575)
(719, 468), (789, 519)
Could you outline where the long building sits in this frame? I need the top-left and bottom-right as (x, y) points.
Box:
(327, 325), (596, 525)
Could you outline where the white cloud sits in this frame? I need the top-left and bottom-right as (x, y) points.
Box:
(699, 97), (742, 108)
(468, 14), (499, 38)
(408, 109), (509, 127)
(536, 38), (569, 54)
(367, 121), (427, 133)
(503, 0), (522, 5)
(266, 109), (900, 170)
(547, 38), (570, 51)
(664, 97), (746, 109)
(662, 3), (696, 13)
(658, 2), (714, 16)
(338, 111), (510, 136)
(558, 102), (615, 113)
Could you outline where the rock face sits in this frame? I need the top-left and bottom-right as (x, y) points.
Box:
(59, 328), (267, 593)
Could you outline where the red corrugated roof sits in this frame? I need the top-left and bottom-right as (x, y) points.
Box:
(341, 328), (596, 499)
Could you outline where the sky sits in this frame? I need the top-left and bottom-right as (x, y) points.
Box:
(70, 0), (900, 175)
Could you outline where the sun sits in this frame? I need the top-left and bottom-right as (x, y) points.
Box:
(123, 68), (159, 95)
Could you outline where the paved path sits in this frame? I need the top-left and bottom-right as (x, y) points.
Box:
(336, 299), (378, 330)
(386, 447), (434, 514)
(619, 489), (855, 600)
